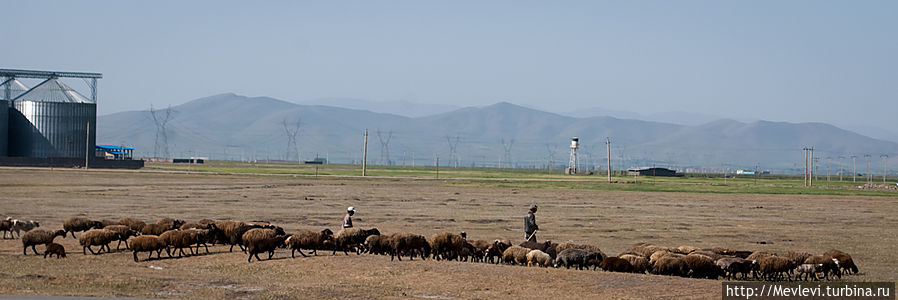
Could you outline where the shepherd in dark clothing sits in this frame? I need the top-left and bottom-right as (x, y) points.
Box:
(524, 205), (539, 242)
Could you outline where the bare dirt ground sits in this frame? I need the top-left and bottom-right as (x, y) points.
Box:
(0, 168), (895, 299)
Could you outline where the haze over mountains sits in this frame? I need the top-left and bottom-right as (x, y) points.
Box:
(98, 93), (898, 173)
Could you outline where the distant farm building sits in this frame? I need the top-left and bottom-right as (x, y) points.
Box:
(627, 167), (681, 177)
(95, 145), (134, 160)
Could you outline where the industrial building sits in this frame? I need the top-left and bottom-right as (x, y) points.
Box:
(0, 68), (142, 169)
(627, 167), (682, 177)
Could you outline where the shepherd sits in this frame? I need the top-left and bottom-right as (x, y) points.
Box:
(343, 206), (355, 228)
(524, 204), (539, 242)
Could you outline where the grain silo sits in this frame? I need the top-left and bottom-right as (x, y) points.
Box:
(0, 78), (29, 156)
(8, 78), (96, 158)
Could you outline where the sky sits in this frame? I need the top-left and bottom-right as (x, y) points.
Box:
(3, 1), (896, 135)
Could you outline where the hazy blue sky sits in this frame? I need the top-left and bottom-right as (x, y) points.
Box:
(3, 1), (896, 131)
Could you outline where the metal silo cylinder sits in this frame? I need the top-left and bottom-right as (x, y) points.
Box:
(9, 100), (96, 158)
(0, 100), (7, 156)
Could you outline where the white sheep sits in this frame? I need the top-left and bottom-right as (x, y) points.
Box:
(526, 249), (553, 267)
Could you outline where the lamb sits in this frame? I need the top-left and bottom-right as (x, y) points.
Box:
(389, 233), (430, 261)
(652, 256), (689, 276)
(333, 228), (380, 255)
(554, 248), (602, 270)
(0, 218), (13, 239)
(79, 228), (117, 255)
(22, 229), (66, 255)
(286, 229), (334, 258)
(103, 225), (138, 250)
(684, 254), (724, 279)
(247, 235), (287, 262)
(484, 240), (510, 264)
(716, 257), (754, 280)
(159, 229), (195, 257)
(520, 240), (558, 259)
(130, 235), (167, 262)
(599, 256), (634, 273)
(364, 234), (391, 255)
(781, 251), (812, 277)
(11, 219), (39, 238)
(804, 255), (841, 280)
(428, 232), (467, 260)
(502, 245), (530, 265)
(620, 254), (651, 274)
(824, 249), (859, 275)
(794, 263), (824, 281)
(63, 217), (103, 238)
(43, 242), (66, 259)
(119, 218), (146, 232)
(526, 249), (553, 267)
(758, 256), (794, 281)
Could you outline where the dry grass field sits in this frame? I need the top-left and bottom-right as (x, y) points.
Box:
(0, 167), (895, 299)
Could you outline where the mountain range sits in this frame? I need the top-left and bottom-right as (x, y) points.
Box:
(98, 93), (898, 173)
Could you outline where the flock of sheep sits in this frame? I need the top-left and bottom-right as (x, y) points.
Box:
(3, 216), (859, 282)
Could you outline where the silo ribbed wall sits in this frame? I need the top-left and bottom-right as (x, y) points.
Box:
(9, 100), (96, 158)
(0, 100), (8, 156)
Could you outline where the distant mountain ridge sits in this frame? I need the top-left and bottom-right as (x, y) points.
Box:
(98, 93), (898, 173)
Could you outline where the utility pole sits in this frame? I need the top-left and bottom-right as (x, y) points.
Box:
(814, 156), (819, 183)
(803, 147), (809, 186)
(882, 155), (889, 183)
(435, 156), (439, 179)
(865, 154), (872, 183)
(826, 157), (831, 182)
(362, 130), (368, 176)
(809, 147), (814, 187)
(838, 156), (844, 181)
(851, 155), (857, 183)
(606, 137), (612, 183)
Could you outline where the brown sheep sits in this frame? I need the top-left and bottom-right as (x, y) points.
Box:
(130, 235), (167, 262)
(185, 228), (215, 254)
(389, 233), (430, 261)
(247, 235), (287, 262)
(332, 228), (380, 255)
(553, 242), (605, 261)
(716, 257), (754, 280)
(286, 229), (334, 258)
(63, 217), (103, 238)
(745, 251), (777, 261)
(228, 222), (273, 252)
(155, 218), (185, 228)
(649, 250), (684, 266)
(484, 240), (510, 264)
(79, 229), (117, 255)
(100, 219), (119, 228)
(241, 227), (286, 250)
(160, 229), (195, 257)
(22, 229), (66, 255)
(119, 218), (146, 232)
(103, 225), (138, 250)
(758, 256), (793, 281)
(690, 250), (725, 261)
(364, 234), (391, 255)
(824, 249), (858, 275)
(502, 245), (530, 265)
(675, 245), (700, 254)
(0, 218), (13, 239)
(43, 242), (66, 259)
(520, 240), (559, 259)
(599, 256), (634, 273)
(140, 222), (181, 236)
(620, 254), (650, 274)
(684, 254), (724, 279)
(469, 240), (491, 263)
(804, 255), (841, 280)
(429, 232), (467, 261)
(652, 256), (689, 276)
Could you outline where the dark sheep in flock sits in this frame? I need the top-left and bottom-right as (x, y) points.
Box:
(63, 217), (103, 238)
(0, 218), (13, 239)
(119, 218), (146, 232)
(130, 235), (167, 262)
(103, 225), (138, 250)
(100, 219), (119, 228)
(758, 256), (793, 281)
(43, 242), (66, 259)
(213, 220), (245, 250)
(247, 235), (288, 262)
(716, 257), (753, 280)
(652, 256), (689, 276)
(502, 245), (530, 265)
(364, 234), (391, 255)
(824, 249), (859, 275)
(242, 227), (286, 251)
(619, 254), (650, 274)
(12, 219), (40, 238)
(227, 222), (276, 252)
(484, 240), (510, 264)
(684, 254), (724, 279)
(79, 228), (117, 255)
(333, 228), (380, 255)
(286, 229), (334, 258)
(160, 229), (196, 257)
(599, 256), (633, 273)
(526, 249), (553, 267)
(554, 248), (602, 270)
(389, 233), (430, 261)
(428, 232), (466, 260)
(555, 242), (605, 262)
(804, 255), (841, 280)
(468, 240), (491, 263)
(185, 227), (217, 254)
(22, 229), (66, 255)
